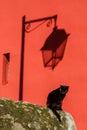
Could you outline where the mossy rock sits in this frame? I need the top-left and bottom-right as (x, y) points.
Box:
(0, 98), (76, 130)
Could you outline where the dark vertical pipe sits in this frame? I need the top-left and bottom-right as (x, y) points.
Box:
(19, 16), (25, 101)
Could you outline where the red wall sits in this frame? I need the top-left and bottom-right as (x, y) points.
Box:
(0, 0), (87, 129)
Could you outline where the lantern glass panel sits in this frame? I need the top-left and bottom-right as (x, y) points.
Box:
(51, 52), (60, 69)
(42, 50), (52, 67)
(56, 39), (67, 59)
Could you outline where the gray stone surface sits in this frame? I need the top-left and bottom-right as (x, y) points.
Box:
(0, 98), (76, 130)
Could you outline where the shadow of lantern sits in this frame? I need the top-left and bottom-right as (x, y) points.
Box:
(19, 15), (70, 100)
(41, 27), (70, 70)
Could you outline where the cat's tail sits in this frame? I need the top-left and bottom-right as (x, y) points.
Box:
(52, 109), (61, 122)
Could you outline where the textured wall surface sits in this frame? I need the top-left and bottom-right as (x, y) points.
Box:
(0, 98), (76, 130)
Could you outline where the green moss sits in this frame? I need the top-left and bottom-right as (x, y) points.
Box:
(0, 98), (76, 130)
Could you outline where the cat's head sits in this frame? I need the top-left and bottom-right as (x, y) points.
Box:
(59, 85), (69, 94)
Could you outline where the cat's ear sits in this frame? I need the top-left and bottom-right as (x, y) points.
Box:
(59, 87), (62, 92)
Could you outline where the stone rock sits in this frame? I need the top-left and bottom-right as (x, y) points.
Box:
(0, 98), (76, 130)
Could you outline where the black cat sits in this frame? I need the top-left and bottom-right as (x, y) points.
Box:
(46, 85), (69, 121)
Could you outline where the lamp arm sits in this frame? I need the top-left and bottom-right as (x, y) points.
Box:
(25, 15), (57, 25)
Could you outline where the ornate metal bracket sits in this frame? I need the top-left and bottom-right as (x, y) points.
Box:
(24, 15), (57, 33)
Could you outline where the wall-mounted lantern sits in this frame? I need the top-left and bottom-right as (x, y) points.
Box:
(41, 27), (70, 69)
